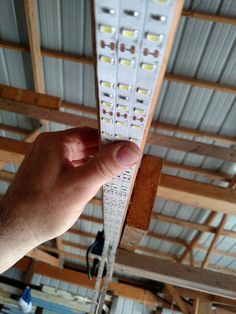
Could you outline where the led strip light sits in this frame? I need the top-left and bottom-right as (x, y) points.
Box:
(91, 1), (181, 313)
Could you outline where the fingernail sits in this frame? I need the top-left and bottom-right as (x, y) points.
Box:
(116, 144), (140, 167)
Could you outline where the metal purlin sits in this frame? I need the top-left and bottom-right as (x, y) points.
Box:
(91, 1), (177, 313)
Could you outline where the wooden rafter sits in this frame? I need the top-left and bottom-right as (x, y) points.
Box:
(23, 0), (45, 93)
(201, 177), (236, 269)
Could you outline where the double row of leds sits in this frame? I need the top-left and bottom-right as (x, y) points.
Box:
(92, 0), (176, 313)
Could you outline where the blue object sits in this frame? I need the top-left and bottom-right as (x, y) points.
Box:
(18, 287), (32, 313)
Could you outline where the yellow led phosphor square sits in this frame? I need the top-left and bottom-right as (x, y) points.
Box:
(153, 0), (171, 4)
(137, 88), (151, 96)
(141, 63), (156, 71)
(119, 58), (133, 67)
(100, 81), (114, 88)
(115, 121), (126, 127)
(102, 117), (112, 124)
(118, 83), (131, 91)
(131, 124), (142, 129)
(100, 55), (114, 64)
(100, 25), (115, 34)
(102, 101), (113, 108)
(134, 108), (145, 115)
(117, 104), (128, 111)
(146, 33), (164, 43)
(121, 28), (138, 39)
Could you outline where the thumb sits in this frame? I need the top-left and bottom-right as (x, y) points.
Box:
(73, 141), (141, 190)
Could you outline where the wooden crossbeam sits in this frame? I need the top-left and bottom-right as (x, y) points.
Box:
(26, 248), (60, 267)
(201, 177), (236, 269)
(115, 249), (236, 299)
(182, 9), (236, 25)
(120, 155), (163, 251)
(165, 284), (190, 314)
(193, 293), (212, 314)
(23, 0), (45, 93)
(15, 257), (159, 308)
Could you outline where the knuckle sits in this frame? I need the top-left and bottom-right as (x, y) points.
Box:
(94, 156), (115, 179)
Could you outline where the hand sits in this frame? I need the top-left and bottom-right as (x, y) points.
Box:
(0, 127), (140, 272)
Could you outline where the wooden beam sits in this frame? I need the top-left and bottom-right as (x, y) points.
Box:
(152, 212), (236, 239)
(0, 136), (27, 163)
(115, 249), (236, 300)
(158, 175), (236, 215)
(26, 248), (60, 267)
(120, 155), (163, 250)
(194, 293), (212, 314)
(165, 284), (190, 314)
(0, 123), (31, 136)
(0, 84), (61, 110)
(165, 73), (236, 95)
(23, 0), (45, 93)
(148, 132), (236, 163)
(0, 170), (14, 182)
(23, 260), (158, 308)
(182, 9), (236, 26)
(179, 212), (218, 263)
(1, 85), (236, 163)
(201, 178), (236, 269)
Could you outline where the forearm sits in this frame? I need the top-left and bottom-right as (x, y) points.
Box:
(0, 200), (37, 273)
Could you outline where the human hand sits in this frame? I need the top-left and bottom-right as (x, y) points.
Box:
(0, 127), (140, 272)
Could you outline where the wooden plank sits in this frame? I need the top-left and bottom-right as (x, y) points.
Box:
(26, 248), (60, 267)
(179, 212), (218, 263)
(201, 177), (236, 269)
(0, 136), (27, 163)
(1, 90), (236, 163)
(148, 132), (236, 163)
(165, 284), (190, 314)
(120, 156), (163, 250)
(23, 0), (45, 93)
(182, 9), (236, 25)
(158, 175), (236, 215)
(165, 73), (236, 95)
(115, 249), (236, 300)
(152, 212), (236, 239)
(153, 121), (236, 146)
(164, 160), (232, 183)
(194, 293), (212, 314)
(31, 261), (158, 308)
(0, 170), (14, 182)
(0, 123), (31, 136)
(0, 84), (61, 110)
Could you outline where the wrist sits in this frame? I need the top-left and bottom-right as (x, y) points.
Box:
(0, 198), (39, 273)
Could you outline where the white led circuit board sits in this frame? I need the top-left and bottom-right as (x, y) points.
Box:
(92, 0), (178, 313)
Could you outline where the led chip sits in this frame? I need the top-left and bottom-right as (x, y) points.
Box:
(101, 7), (116, 15)
(141, 63), (156, 71)
(102, 131), (112, 137)
(116, 121), (126, 127)
(137, 99), (148, 105)
(137, 88), (150, 96)
(102, 101), (113, 108)
(117, 104), (128, 111)
(101, 81), (114, 88)
(118, 83), (131, 91)
(153, 0), (171, 4)
(121, 28), (138, 39)
(103, 92), (113, 98)
(100, 25), (115, 34)
(119, 95), (129, 101)
(134, 108), (145, 115)
(146, 33), (164, 44)
(124, 10), (139, 17)
(115, 134), (125, 139)
(119, 58), (133, 67)
(102, 117), (112, 124)
(131, 124), (142, 129)
(151, 14), (167, 22)
(100, 55), (114, 64)
(129, 137), (138, 143)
